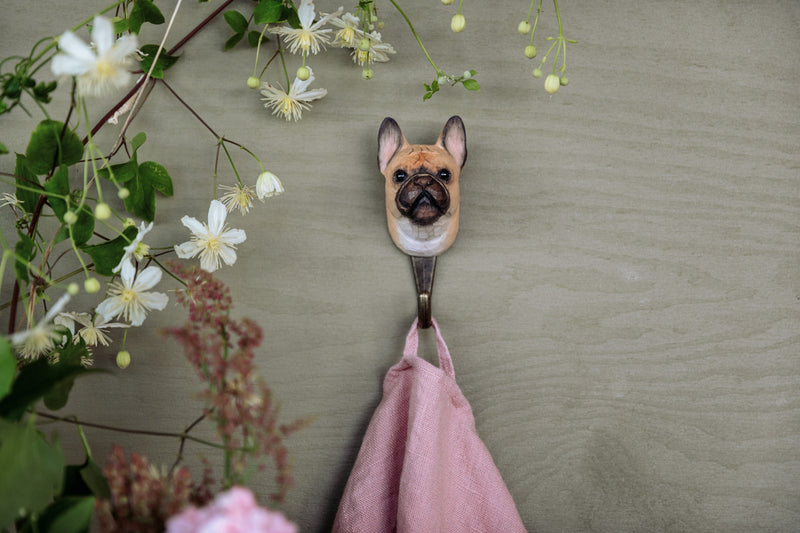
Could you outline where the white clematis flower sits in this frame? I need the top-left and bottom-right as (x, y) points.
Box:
(268, 0), (342, 55)
(96, 260), (168, 327)
(255, 171), (284, 200)
(174, 200), (247, 272)
(113, 221), (153, 273)
(351, 31), (396, 66)
(55, 311), (129, 347)
(328, 12), (361, 48)
(260, 67), (327, 121)
(219, 184), (257, 215)
(10, 293), (71, 360)
(51, 16), (139, 96)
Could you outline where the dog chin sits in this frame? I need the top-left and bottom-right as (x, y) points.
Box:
(390, 212), (457, 257)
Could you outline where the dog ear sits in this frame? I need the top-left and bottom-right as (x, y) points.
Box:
(378, 117), (407, 172)
(436, 115), (467, 169)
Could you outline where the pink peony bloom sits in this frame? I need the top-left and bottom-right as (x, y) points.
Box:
(166, 487), (297, 533)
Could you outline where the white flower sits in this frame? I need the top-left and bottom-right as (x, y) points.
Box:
(55, 312), (129, 346)
(96, 260), (168, 326)
(255, 172), (284, 200)
(51, 16), (139, 97)
(113, 221), (153, 273)
(268, 0), (342, 55)
(351, 31), (396, 66)
(329, 12), (361, 48)
(174, 200), (247, 272)
(260, 67), (327, 121)
(0, 193), (20, 209)
(10, 293), (71, 360)
(219, 184), (256, 215)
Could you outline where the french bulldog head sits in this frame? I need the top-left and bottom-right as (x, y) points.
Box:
(378, 115), (467, 257)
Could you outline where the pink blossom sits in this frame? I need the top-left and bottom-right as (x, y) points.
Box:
(166, 487), (297, 533)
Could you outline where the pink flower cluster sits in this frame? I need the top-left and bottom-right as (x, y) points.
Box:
(166, 486), (297, 533)
(164, 263), (308, 500)
(96, 445), (212, 533)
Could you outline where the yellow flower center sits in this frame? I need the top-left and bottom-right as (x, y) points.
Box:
(357, 49), (370, 64)
(281, 96), (294, 115)
(298, 30), (312, 53)
(94, 59), (116, 79)
(121, 288), (137, 303)
(338, 27), (355, 44)
(134, 242), (150, 260)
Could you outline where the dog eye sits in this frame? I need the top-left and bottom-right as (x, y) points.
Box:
(393, 170), (407, 183)
(438, 169), (451, 182)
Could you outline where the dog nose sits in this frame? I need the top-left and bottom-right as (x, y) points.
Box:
(413, 174), (434, 186)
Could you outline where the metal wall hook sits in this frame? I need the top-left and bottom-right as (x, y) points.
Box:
(411, 256), (436, 328)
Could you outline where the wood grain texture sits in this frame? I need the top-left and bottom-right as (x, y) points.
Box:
(1, 1), (798, 531)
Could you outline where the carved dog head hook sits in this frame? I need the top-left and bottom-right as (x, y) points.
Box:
(378, 115), (467, 257)
(378, 116), (467, 328)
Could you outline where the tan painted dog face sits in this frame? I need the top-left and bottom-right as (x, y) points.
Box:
(378, 116), (467, 257)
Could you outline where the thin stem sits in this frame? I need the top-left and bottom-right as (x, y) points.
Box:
(389, 0), (439, 74)
(159, 79), (219, 138)
(35, 411), (229, 450)
(169, 412), (207, 474)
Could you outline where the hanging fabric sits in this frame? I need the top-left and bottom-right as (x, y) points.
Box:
(333, 319), (526, 533)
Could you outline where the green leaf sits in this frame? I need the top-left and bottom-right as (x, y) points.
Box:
(282, 5), (301, 28)
(14, 230), (35, 285)
(33, 81), (58, 103)
(81, 225), (138, 276)
(247, 30), (266, 48)
(14, 154), (42, 214)
(44, 164), (69, 219)
(0, 141), (8, 155)
(29, 496), (95, 533)
(96, 159), (137, 184)
(112, 17), (129, 33)
(462, 79), (480, 91)
(225, 32), (245, 51)
(0, 337), (14, 401)
(128, 0), (165, 34)
(0, 419), (64, 529)
(139, 44), (180, 79)
(254, 0), (284, 24)
(139, 161), (173, 196)
(224, 10), (248, 33)
(131, 132), (147, 153)
(69, 205), (95, 247)
(25, 120), (83, 175)
(0, 343), (96, 421)
(80, 460), (110, 499)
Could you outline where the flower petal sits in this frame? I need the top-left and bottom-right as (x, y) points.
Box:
(132, 265), (162, 292)
(120, 258), (137, 286)
(91, 16), (115, 54)
(217, 244), (238, 266)
(207, 200), (227, 235)
(175, 241), (202, 259)
(108, 35), (139, 63)
(297, 0), (316, 28)
(220, 228), (246, 245)
(51, 54), (94, 77)
(96, 296), (124, 321)
(138, 291), (169, 311)
(57, 31), (95, 64)
(180, 215), (207, 237)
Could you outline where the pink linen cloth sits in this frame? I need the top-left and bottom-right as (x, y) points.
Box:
(333, 319), (526, 533)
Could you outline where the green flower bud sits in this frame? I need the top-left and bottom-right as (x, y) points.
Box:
(441, 0), (454, 4)
(517, 21), (531, 34)
(358, 37), (371, 51)
(450, 14), (465, 33)
(84, 277), (101, 294)
(63, 210), (78, 225)
(246, 76), (260, 89)
(116, 350), (131, 369)
(532, 68), (543, 78)
(525, 45), (537, 59)
(560, 76), (569, 86)
(544, 74), (560, 94)
(118, 187), (130, 199)
(94, 202), (111, 220)
(296, 67), (310, 81)
(362, 68), (374, 80)
(67, 282), (80, 296)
